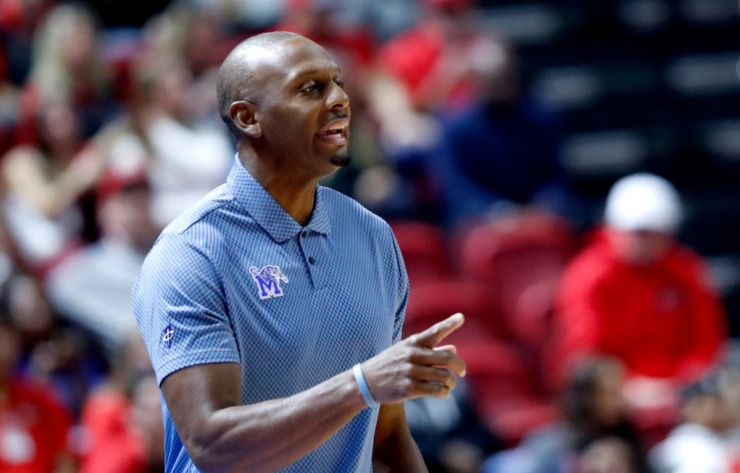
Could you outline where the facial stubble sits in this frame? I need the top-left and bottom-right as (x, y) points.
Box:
(330, 151), (351, 168)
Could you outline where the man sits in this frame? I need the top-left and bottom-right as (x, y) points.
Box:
(430, 40), (569, 227)
(132, 31), (466, 473)
(551, 173), (726, 420)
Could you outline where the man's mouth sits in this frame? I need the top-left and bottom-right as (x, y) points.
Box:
(316, 128), (345, 138)
(316, 118), (349, 144)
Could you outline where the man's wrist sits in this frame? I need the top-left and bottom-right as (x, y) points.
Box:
(353, 363), (378, 408)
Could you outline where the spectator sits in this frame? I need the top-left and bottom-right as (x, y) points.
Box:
(428, 40), (570, 228)
(45, 169), (160, 352)
(0, 311), (75, 472)
(26, 326), (105, 419)
(113, 51), (232, 228)
(550, 173), (728, 431)
(369, 0), (499, 153)
(405, 379), (501, 473)
(481, 356), (649, 473)
(361, 0), (505, 220)
(184, 0), (284, 33)
(649, 369), (740, 472)
(342, 0), (419, 42)
(140, 4), (234, 127)
(2, 271), (56, 359)
(2, 270), (106, 418)
(579, 437), (642, 473)
(374, 0), (492, 115)
(275, 0), (376, 77)
(1, 98), (110, 276)
(15, 3), (116, 147)
(79, 331), (164, 473)
(0, 0), (56, 86)
(0, 40), (19, 156)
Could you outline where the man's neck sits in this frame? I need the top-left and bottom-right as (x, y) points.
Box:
(238, 150), (318, 226)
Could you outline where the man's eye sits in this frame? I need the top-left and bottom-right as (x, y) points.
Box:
(334, 79), (345, 88)
(301, 83), (319, 93)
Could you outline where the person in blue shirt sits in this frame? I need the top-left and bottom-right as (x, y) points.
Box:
(132, 31), (466, 473)
(430, 41), (571, 228)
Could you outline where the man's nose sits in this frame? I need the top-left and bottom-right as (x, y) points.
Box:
(326, 82), (350, 110)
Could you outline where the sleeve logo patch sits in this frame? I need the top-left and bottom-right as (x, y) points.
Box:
(162, 324), (175, 348)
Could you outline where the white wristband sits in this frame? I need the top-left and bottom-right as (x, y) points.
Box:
(353, 363), (378, 408)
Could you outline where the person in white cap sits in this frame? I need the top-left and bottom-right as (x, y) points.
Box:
(603, 173), (684, 267)
(549, 173), (727, 430)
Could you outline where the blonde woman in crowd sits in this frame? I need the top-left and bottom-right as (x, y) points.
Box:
(15, 3), (116, 146)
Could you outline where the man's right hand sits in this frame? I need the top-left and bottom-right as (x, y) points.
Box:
(358, 313), (467, 404)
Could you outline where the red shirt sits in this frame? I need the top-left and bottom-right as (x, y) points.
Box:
(552, 230), (726, 385)
(0, 381), (72, 473)
(272, 20), (376, 77)
(377, 23), (478, 112)
(79, 388), (147, 473)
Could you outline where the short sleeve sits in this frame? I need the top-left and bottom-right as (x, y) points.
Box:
(132, 232), (239, 385)
(389, 229), (409, 344)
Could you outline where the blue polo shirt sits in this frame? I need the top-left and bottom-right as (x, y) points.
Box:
(132, 157), (409, 473)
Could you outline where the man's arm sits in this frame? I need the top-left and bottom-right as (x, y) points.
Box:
(161, 313), (466, 473)
(373, 403), (426, 472)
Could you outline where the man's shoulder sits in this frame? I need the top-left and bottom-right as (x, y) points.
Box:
(160, 184), (235, 237)
(319, 186), (392, 234)
(142, 184), (242, 265)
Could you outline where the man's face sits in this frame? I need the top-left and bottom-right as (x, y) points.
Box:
(251, 37), (351, 178)
(607, 228), (674, 266)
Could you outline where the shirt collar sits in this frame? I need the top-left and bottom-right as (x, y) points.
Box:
(226, 155), (331, 243)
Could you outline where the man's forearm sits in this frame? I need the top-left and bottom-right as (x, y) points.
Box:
(373, 403), (428, 473)
(180, 369), (367, 473)
(373, 424), (427, 472)
(166, 313), (466, 473)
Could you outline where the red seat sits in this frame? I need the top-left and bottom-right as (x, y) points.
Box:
(446, 211), (579, 442)
(458, 342), (560, 446)
(404, 279), (507, 346)
(455, 211), (578, 348)
(390, 220), (450, 284)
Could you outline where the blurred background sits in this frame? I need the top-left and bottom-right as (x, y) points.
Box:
(1, 0), (740, 472)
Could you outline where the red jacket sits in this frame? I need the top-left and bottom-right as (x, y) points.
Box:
(0, 380), (72, 472)
(80, 388), (148, 473)
(552, 230), (727, 385)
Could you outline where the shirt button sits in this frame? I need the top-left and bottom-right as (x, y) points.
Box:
(308, 257), (316, 265)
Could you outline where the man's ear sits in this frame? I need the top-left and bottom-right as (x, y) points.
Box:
(229, 100), (262, 138)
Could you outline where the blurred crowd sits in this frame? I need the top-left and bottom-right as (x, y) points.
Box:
(0, 0), (738, 472)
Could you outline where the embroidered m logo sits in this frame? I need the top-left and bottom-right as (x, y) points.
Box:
(249, 265), (289, 300)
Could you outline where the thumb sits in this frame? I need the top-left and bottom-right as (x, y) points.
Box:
(412, 313), (465, 348)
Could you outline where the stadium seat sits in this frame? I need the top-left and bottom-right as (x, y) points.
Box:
(455, 210), (579, 348)
(458, 341), (560, 446)
(389, 220), (451, 284)
(404, 279), (508, 347)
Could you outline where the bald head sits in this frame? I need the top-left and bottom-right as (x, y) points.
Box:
(216, 31), (312, 141)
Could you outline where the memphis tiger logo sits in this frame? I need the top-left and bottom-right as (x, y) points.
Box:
(249, 265), (289, 300)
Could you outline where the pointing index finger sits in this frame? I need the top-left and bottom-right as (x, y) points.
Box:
(413, 313), (465, 348)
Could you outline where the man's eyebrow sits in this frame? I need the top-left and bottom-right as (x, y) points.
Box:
(290, 67), (342, 81)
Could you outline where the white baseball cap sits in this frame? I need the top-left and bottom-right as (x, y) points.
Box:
(604, 173), (683, 234)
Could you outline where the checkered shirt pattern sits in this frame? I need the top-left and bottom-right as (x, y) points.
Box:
(133, 156), (409, 472)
